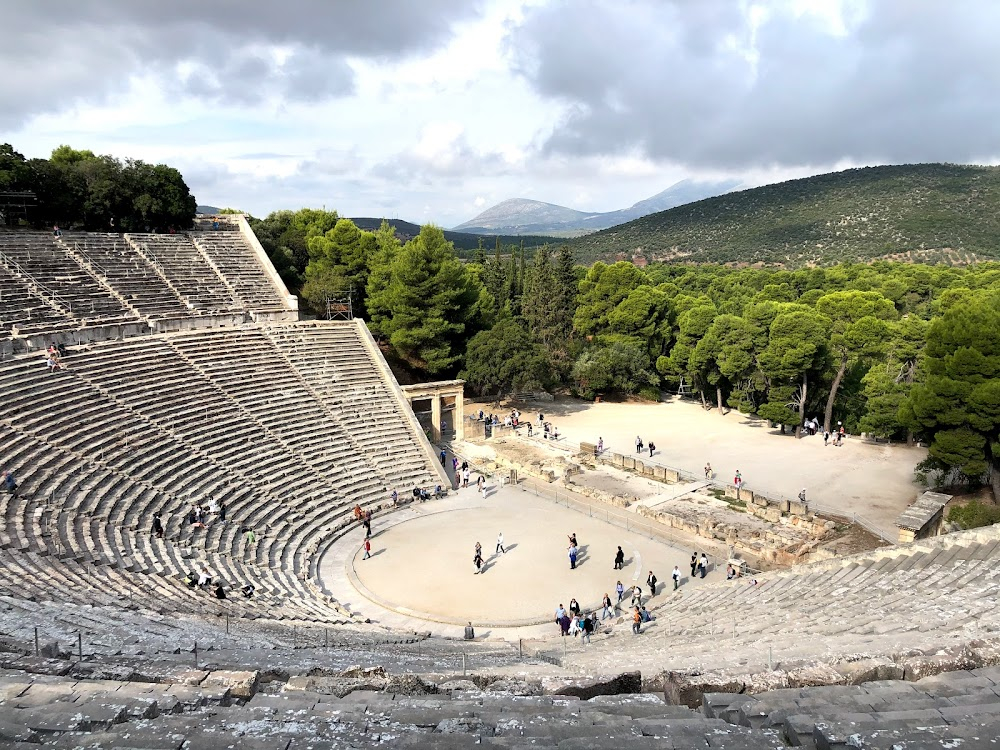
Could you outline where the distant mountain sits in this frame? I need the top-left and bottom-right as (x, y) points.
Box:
(196, 204), (223, 214)
(567, 163), (1000, 267)
(453, 179), (740, 235)
(349, 218), (554, 256)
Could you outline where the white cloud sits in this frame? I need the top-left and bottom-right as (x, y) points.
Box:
(0, 0), (996, 225)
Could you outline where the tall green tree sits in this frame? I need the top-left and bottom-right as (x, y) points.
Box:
(572, 341), (658, 400)
(903, 290), (1000, 498)
(758, 308), (831, 437)
(366, 225), (487, 374)
(302, 218), (375, 318)
(460, 317), (551, 400)
(815, 291), (897, 432)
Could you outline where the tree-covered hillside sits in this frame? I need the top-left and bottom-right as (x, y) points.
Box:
(569, 164), (1000, 267)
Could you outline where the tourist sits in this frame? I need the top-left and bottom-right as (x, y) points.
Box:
(197, 567), (212, 588)
(526, 423), (533, 436)
(616, 580), (625, 605)
(241, 583), (255, 598)
(640, 606), (652, 623)
(734, 470), (743, 488)
(477, 474), (486, 498)
(568, 543), (578, 569)
(705, 462), (713, 479)
(183, 571), (198, 588)
(799, 488), (807, 503)
(569, 598), (581, 616)
(632, 607), (642, 634)
(726, 564), (736, 580)
(699, 553), (709, 578)
(462, 467), (471, 488)
(353, 504), (363, 522)
(244, 528), (257, 547)
(690, 553), (698, 577)
(614, 545), (625, 570)
(582, 614), (594, 643)
(568, 532), (577, 547)
(672, 565), (681, 590)
(647, 570), (657, 597)
(823, 430), (830, 447)
(631, 584), (642, 608)
(635, 435), (643, 454)
(555, 603), (566, 624)
(439, 449), (446, 466)
(214, 582), (227, 600)
(362, 538), (371, 560)
(391, 489), (398, 506)
(496, 531), (505, 554)
(648, 441), (655, 457)
(473, 548), (483, 574)
(597, 437), (603, 454)
(2, 471), (14, 497)
(151, 512), (164, 539)
(560, 612), (572, 636)
(601, 593), (613, 620)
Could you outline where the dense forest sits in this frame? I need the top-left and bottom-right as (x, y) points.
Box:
(0, 143), (196, 231)
(254, 207), (1000, 500)
(569, 164), (1000, 267)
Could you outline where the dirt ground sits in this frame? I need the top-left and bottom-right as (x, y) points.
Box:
(467, 396), (926, 539)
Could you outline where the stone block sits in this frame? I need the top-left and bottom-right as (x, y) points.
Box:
(651, 466), (666, 480)
(751, 493), (768, 507)
(664, 469), (680, 482)
(622, 457), (635, 470)
(610, 453), (625, 467)
(543, 671), (642, 700)
(762, 507), (783, 523)
(788, 500), (808, 516)
(725, 486), (739, 500)
(579, 441), (597, 456)
(779, 499), (791, 513)
(738, 488), (754, 503)
(634, 460), (645, 474)
(202, 670), (259, 700)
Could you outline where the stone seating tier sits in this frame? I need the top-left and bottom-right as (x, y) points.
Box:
(0, 231), (294, 336)
(0, 322), (440, 644)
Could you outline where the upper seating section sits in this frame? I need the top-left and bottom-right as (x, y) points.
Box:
(194, 232), (288, 309)
(126, 233), (239, 313)
(0, 230), (292, 337)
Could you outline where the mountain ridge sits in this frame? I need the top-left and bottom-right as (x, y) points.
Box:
(454, 179), (740, 235)
(566, 163), (1000, 267)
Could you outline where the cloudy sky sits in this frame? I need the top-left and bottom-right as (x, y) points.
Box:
(2, 0), (997, 226)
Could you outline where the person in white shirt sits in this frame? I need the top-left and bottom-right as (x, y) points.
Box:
(496, 532), (505, 554)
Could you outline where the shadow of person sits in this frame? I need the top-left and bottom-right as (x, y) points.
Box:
(623, 557), (634, 567)
(578, 544), (588, 558)
(505, 543), (518, 553)
(370, 549), (385, 557)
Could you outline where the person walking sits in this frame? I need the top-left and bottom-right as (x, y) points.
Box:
(462, 467), (471, 488)
(690, 553), (698, 578)
(704, 462), (712, 479)
(151, 512), (164, 539)
(496, 532), (505, 554)
(631, 584), (643, 608)
(614, 545), (625, 570)
(568, 544), (578, 569)
(635, 435), (643, 454)
(616, 580), (625, 606)
(477, 474), (487, 498)
(672, 565), (681, 590)
(601, 593), (613, 620)
(734, 470), (743, 488)
(647, 570), (657, 597)
(648, 441), (655, 457)
(582, 614), (594, 644)
(439, 449), (447, 467)
(597, 437), (604, 455)
(699, 552), (709, 578)
(362, 538), (371, 560)
(473, 548), (483, 574)
(632, 607), (642, 635)
(798, 488), (807, 503)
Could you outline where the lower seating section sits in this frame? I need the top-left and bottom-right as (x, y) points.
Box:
(266, 322), (442, 489)
(194, 232), (287, 309)
(535, 524), (1000, 682)
(0, 321), (440, 639)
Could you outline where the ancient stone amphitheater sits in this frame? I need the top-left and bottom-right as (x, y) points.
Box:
(0, 217), (998, 748)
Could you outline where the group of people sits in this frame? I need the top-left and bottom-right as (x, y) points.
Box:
(824, 422), (847, 447)
(634, 435), (656, 457)
(472, 533), (506, 574)
(44, 343), (68, 373)
(183, 565), (255, 601)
